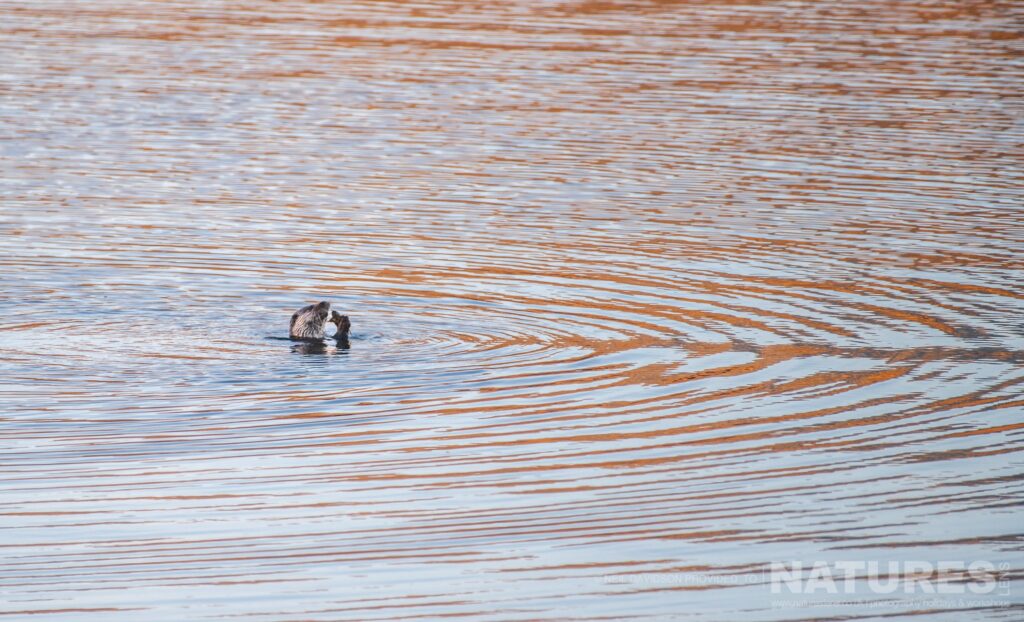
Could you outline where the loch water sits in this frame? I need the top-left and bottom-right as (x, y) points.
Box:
(1, 1), (1023, 620)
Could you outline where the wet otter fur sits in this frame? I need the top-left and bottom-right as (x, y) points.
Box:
(289, 301), (332, 340)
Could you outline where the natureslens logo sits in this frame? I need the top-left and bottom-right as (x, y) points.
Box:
(769, 561), (1009, 595)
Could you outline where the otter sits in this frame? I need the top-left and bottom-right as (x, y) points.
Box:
(289, 301), (333, 340)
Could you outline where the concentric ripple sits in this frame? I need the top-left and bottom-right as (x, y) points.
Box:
(1, 0), (1023, 620)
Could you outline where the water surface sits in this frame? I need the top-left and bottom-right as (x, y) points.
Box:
(1, 0), (1023, 620)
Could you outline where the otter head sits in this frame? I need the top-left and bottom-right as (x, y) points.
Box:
(314, 300), (331, 319)
(290, 300), (333, 340)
